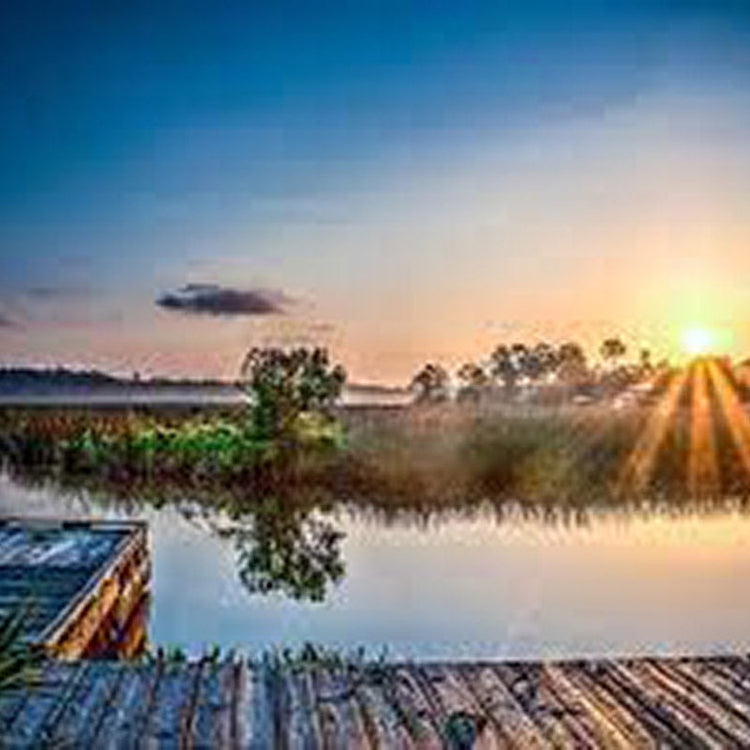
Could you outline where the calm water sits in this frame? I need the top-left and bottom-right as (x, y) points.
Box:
(2, 472), (750, 661)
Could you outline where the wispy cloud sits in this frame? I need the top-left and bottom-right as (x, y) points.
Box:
(156, 284), (290, 316)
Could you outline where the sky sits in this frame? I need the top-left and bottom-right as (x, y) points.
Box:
(1, 1), (749, 383)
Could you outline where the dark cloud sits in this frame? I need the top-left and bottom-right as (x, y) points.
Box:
(0, 314), (17, 328)
(156, 284), (289, 316)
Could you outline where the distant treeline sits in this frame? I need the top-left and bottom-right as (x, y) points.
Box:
(0, 367), (231, 394)
(0, 367), (405, 397)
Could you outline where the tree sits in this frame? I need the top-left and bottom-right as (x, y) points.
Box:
(456, 362), (490, 403)
(410, 363), (450, 404)
(239, 347), (346, 440)
(556, 341), (588, 386)
(529, 342), (558, 382)
(635, 348), (654, 381)
(490, 345), (518, 393)
(600, 337), (627, 366)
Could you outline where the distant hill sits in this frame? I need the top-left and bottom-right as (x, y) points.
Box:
(0, 367), (407, 402)
(0, 367), (229, 394)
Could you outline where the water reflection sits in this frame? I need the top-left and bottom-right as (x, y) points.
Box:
(5, 465), (750, 610)
(216, 498), (345, 602)
(5, 467), (750, 659)
(3, 468), (347, 604)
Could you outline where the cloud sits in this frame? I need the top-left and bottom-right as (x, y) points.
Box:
(0, 314), (17, 328)
(156, 284), (289, 316)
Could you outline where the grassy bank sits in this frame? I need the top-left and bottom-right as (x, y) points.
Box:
(0, 407), (345, 493)
(2, 400), (750, 511)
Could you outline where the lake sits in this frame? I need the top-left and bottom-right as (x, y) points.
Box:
(2, 471), (750, 661)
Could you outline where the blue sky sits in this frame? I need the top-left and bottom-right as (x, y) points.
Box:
(1, 2), (749, 381)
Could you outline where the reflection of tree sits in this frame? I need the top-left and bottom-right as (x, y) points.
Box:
(229, 497), (345, 603)
(8, 466), (348, 604)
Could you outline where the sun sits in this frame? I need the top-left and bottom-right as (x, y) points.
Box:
(681, 326), (716, 356)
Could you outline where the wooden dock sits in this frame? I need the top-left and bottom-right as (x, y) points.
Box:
(0, 517), (149, 659)
(3, 654), (750, 747)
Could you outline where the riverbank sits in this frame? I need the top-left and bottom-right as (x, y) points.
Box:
(1, 399), (748, 509)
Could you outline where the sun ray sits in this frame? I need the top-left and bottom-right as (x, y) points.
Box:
(619, 367), (690, 494)
(705, 359), (750, 478)
(688, 360), (719, 496)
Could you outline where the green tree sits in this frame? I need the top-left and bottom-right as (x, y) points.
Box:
(239, 347), (346, 441)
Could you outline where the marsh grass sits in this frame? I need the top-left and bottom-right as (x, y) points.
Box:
(2, 401), (750, 511)
(0, 407), (344, 494)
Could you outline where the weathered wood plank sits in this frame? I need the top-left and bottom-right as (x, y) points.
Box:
(458, 663), (549, 749)
(3, 662), (88, 746)
(387, 666), (445, 748)
(354, 673), (414, 749)
(0, 660), (65, 737)
(555, 662), (656, 749)
(544, 663), (636, 749)
(42, 661), (126, 748)
(534, 664), (603, 749)
(676, 659), (750, 721)
(578, 662), (687, 747)
(9, 655), (750, 747)
(608, 660), (727, 748)
(645, 659), (750, 745)
(706, 658), (750, 696)
(493, 662), (579, 748)
(175, 657), (206, 749)
(142, 660), (202, 749)
(191, 660), (224, 749)
(313, 665), (371, 750)
(413, 663), (501, 750)
(281, 666), (324, 750)
(235, 658), (275, 750)
(93, 659), (164, 748)
(210, 659), (238, 748)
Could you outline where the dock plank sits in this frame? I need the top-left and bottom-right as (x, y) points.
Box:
(388, 665), (444, 748)
(555, 662), (656, 749)
(313, 665), (371, 750)
(544, 664), (634, 750)
(607, 660), (725, 747)
(459, 663), (549, 749)
(5, 654), (750, 747)
(644, 659), (750, 745)
(41, 661), (126, 747)
(142, 660), (202, 749)
(493, 662), (579, 748)
(93, 659), (164, 748)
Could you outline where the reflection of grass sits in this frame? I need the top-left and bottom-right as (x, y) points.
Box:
(3, 400), (750, 507)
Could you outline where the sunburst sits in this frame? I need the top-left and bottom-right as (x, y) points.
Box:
(617, 356), (750, 498)
(618, 367), (689, 494)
